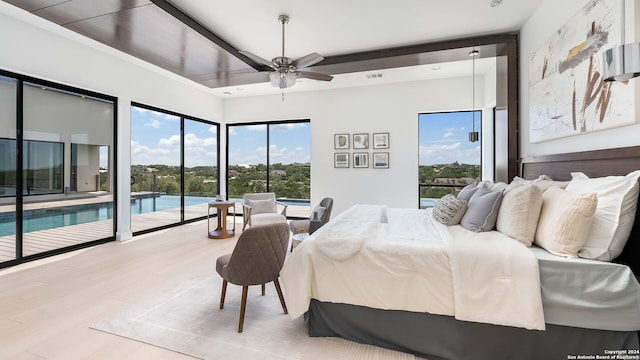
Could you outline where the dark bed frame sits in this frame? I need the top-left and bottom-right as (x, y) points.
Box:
(306, 146), (640, 360)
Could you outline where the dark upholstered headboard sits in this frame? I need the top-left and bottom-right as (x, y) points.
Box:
(520, 146), (640, 274)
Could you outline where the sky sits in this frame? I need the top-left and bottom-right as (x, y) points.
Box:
(228, 122), (310, 165)
(128, 106), (310, 167)
(418, 111), (481, 166)
(130, 106), (218, 167)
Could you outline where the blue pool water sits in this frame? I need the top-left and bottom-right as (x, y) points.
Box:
(0, 195), (213, 236)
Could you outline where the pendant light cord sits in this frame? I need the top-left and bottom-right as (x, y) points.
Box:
(470, 49), (478, 135)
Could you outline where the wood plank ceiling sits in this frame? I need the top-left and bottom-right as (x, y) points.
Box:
(3, 0), (513, 89)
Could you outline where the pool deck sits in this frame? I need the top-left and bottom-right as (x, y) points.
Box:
(0, 193), (310, 263)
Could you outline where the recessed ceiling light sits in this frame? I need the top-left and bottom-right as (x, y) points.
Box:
(488, 0), (503, 7)
(432, 65), (441, 70)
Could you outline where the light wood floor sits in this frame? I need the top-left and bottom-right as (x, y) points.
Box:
(0, 219), (258, 359)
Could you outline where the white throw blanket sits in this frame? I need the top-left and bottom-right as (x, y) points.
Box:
(280, 205), (545, 330)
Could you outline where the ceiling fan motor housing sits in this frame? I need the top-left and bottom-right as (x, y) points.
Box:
(273, 56), (293, 70)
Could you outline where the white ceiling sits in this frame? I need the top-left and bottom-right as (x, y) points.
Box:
(169, 0), (542, 97)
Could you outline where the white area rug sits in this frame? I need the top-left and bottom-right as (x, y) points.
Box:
(91, 274), (423, 360)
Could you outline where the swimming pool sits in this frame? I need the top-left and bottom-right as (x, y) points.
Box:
(0, 195), (213, 236)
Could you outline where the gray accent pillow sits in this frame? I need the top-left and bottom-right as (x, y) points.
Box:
(457, 183), (481, 202)
(460, 186), (504, 232)
(432, 194), (468, 225)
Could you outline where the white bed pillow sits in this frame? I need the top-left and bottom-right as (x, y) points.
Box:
(534, 187), (597, 258)
(496, 183), (543, 246)
(565, 170), (640, 261)
(432, 194), (468, 225)
(512, 175), (568, 191)
(460, 186), (503, 232)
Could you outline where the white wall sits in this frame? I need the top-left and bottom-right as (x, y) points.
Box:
(520, 0), (640, 157)
(0, 3), (223, 240)
(225, 76), (485, 215)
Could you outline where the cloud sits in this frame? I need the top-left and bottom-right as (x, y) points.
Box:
(442, 132), (454, 138)
(271, 123), (308, 131)
(144, 119), (160, 129)
(158, 134), (180, 146)
(419, 142), (480, 165)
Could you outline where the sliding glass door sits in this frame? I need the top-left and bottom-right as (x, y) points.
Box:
(130, 104), (220, 233)
(0, 76), (17, 263)
(183, 119), (218, 221)
(21, 82), (115, 257)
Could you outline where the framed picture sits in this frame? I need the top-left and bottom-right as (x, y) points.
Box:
(372, 132), (389, 149)
(373, 152), (389, 169)
(334, 153), (349, 168)
(353, 152), (369, 168)
(334, 134), (349, 149)
(352, 133), (369, 149)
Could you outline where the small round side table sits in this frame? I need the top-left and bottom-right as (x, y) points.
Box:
(208, 201), (236, 239)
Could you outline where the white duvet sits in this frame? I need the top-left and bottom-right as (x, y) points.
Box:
(280, 204), (545, 330)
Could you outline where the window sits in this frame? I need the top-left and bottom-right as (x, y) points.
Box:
(227, 121), (310, 218)
(418, 111), (481, 208)
(24, 140), (63, 195)
(130, 104), (219, 232)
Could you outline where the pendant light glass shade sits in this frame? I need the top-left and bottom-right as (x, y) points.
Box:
(269, 71), (297, 89)
(603, 0), (640, 82)
(603, 43), (640, 82)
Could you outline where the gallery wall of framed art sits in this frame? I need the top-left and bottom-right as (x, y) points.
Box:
(334, 132), (390, 169)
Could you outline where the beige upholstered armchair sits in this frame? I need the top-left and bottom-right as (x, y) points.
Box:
(215, 223), (290, 333)
(242, 192), (288, 230)
(289, 197), (333, 251)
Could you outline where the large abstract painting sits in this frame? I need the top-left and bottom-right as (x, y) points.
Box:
(529, 0), (635, 143)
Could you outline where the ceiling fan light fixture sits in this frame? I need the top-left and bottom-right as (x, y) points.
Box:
(269, 71), (297, 89)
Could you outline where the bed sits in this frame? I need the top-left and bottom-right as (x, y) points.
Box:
(280, 146), (640, 360)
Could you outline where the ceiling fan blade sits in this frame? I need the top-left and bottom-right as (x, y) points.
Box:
(296, 70), (333, 82)
(291, 53), (324, 69)
(239, 50), (275, 69)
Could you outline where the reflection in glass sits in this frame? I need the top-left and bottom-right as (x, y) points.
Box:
(21, 83), (114, 257)
(0, 76), (17, 263)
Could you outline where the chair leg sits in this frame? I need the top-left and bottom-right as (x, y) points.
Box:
(261, 283), (265, 296)
(238, 285), (248, 333)
(220, 279), (227, 309)
(273, 279), (288, 315)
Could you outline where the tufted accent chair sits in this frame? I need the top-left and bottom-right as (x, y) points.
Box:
(216, 222), (290, 332)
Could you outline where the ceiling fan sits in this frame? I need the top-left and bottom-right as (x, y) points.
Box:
(239, 15), (333, 89)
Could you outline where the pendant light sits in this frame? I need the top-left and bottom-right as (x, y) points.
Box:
(469, 49), (479, 142)
(603, 0), (640, 82)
